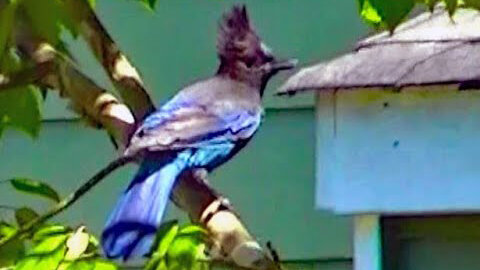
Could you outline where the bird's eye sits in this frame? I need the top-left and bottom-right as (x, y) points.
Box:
(137, 129), (145, 138)
(264, 54), (274, 63)
(244, 56), (256, 68)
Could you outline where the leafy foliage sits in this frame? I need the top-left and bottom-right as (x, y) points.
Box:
(0, 0), (213, 269)
(0, 223), (118, 270)
(0, 222), (24, 267)
(146, 221), (210, 270)
(14, 207), (39, 227)
(357, 0), (480, 31)
(9, 178), (61, 202)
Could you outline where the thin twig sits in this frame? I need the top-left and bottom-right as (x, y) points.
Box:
(0, 61), (54, 91)
(0, 156), (134, 248)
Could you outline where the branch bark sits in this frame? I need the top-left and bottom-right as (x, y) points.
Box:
(173, 170), (277, 270)
(14, 17), (135, 147)
(64, 0), (155, 121)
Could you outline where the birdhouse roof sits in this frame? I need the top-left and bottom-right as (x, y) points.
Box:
(278, 6), (480, 95)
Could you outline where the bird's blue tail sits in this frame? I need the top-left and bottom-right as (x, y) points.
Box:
(102, 154), (189, 260)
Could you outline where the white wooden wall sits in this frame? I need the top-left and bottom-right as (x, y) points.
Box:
(315, 87), (480, 214)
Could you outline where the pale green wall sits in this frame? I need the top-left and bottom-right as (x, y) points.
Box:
(383, 215), (480, 270)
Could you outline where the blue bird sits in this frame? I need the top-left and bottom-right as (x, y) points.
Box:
(102, 5), (296, 260)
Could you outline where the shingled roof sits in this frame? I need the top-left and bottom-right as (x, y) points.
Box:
(278, 6), (480, 95)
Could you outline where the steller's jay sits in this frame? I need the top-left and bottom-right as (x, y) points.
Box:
(102, 4), (296, 260)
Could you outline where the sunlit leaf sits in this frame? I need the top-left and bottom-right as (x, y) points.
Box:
(64, 226), (89, 260)
(0, 86), (42, 139)
(464, 0), (480, 9)
(33, 225), (70, 242)
(167, 225), (209, 270)
(15, 207), (39, 227)
(0, 222), (24, 267)
(20, 0), (78, 45)
(87, 0), (96, 8)
(30, 234), (68, 254)
(424, 0), (441, 11)
(9, 178), (61, 202)
(139, 0), (158, 10)
(63, 259), (117, 270)
(178, 224), (207, 237)
(91, 259), (117, 270)
(369, 0), (415, 31)
(63, 260), (95, 270)
(357, 0), (382, 27)
(444, 0), (458, 15)
(145, 220), (179, 270)
(0, 1), (16, 60)
(15, 234), (68, 270)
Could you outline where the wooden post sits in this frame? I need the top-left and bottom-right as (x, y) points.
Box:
(354, 214), (382, 270)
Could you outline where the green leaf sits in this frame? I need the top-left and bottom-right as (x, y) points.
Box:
(444, 0), (458, 15)
(463, 0), (480, 9)
(91, 259), (117, 270)
(146, 220), (179, 270)
(9, 178), (61, 202)
(33, 225), (70, 242)
(178, 224), (207, 237)
(357, 0), (382, 27)
(0, 85), (42, 139)
(63, 259), (117, 270)
(167, 236), (208, 270)
(87, 0), (96, 8)
(0, 222), (24, 267)
(424, 0), (441, 11)
(140, 0), (158, 10)
(15, 207), (39, 227)
(15, 233), (68, 270)
(64, 260), (95, 270)
(0, 1), (16, 60)
(29, 234), (68, 254)
(166, 224), (209, 270)
(358, 0), (415, 31)
(0, 222), (16, 239)
(20, 0), (78, 45)
(15, 240), (67, 270)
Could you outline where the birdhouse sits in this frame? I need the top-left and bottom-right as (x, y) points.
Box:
(280, 7), (480, 270)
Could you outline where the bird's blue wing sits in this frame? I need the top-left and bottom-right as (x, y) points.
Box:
(125, 98), (262, 155)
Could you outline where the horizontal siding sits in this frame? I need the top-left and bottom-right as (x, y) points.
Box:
(0, 109), (351, 260)
(42, 0), (367, 119)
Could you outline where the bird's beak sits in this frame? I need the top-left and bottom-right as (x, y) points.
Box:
(270, 58), (298, 72)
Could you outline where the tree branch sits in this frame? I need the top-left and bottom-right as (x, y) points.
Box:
(0, 156), (134, 248)
(173, 170), (278, 270)
(0, 61), (54, 91)
(14, 17), (135, 147)
(65, 0), (155, 121)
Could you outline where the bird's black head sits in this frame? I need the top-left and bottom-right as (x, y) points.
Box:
(216, 5), (296, 93)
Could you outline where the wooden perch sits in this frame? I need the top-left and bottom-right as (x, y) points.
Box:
(173, 169), (277, 270)
(6, 5), (280, 270)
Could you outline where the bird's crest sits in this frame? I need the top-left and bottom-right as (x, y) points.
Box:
(217, 5), (265, 68)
